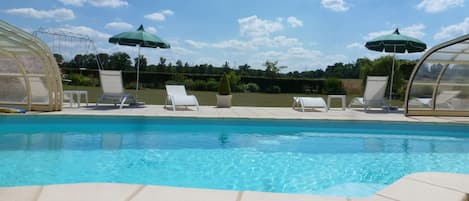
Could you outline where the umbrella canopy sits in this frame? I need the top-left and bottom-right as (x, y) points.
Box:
(109, 25), (170, 98)
(109, 25), (170, 48)
(365, 29), (426, 53)
(365, 28), (427, 106)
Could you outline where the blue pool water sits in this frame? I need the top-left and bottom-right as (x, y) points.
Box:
(1, 116), (469, 197)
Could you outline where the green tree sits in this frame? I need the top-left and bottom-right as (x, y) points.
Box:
(53, 53), (64, 66)
(134, 55), (147, 71)
(222, 61), (231, 73)
(359, 56), (404, 98)
(109, 52), (131, 70)
(263, 60), (287, 77)
(97, 53), (110, 69)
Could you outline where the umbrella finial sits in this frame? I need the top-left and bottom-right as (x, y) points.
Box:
(137, 24), (145, 32)
(393, 28), (400, 35)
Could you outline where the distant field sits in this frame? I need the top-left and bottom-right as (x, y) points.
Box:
(63, 85), (404, 108)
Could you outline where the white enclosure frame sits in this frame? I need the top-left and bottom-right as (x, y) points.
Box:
(0, 20), (62, 111)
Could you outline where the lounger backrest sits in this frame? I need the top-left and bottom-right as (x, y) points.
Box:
(99, 70), (124, 94)
(435, 90), (460, 104)
(363, 76), (388, 102)
(166, 85), (188, 96)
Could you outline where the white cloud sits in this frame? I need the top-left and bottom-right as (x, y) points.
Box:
(251, 47), (347, 71)
(238, 15), (284, 37)
(416, 0), (464, 13)
(87, 0), (128, 7)
(144, 9), (174, 21)
(185, 40), (209, 48)
(401, 24), (426, 38)
(57, 0), (86, 6)
(434, 17), (469, 40)
(346, 42), (364, 49)
(287, 16), (303, 28)
(146, 26), (157, 34)
(145, 13), (165, 21)
(213, 39), (256, 51)
(161, 9), (174, 16)
(321, 0), (350, 12)
(105, 22), (133, 30)
(4, 8), (75, 21)
(364, 24), (426, 40)
(58, 0), (128, 7)
(206, 35), (301, 51)
(49, 25), (111, 40)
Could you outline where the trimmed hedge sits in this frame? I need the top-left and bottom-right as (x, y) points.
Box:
(63, 68), (325, 94)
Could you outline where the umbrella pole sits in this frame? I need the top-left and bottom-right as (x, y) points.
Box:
(136, 45), (140, 98)
(389, 45), (396, 105)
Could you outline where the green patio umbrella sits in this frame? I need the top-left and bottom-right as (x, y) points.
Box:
(365, 28), (426, 104)
(109, 24), (170, 97)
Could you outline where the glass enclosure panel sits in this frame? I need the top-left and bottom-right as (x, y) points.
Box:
(28, 76), (49, 104)
(18, 55), (44, 74)
(408, 84), (435, 109)
(427, 53), (455, 61)
(0, 56), (19, 73)
(440, 64), (469, 84)
(435, 85), (469, 110)
(412, 62), (441, 82)
(0, 76), (27, 103)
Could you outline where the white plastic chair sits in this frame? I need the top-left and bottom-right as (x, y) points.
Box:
(292, 97), (328, 112)
(165, 85), (199, 111)
(349, 76), (388, 111)
(96, 70), (136, 109)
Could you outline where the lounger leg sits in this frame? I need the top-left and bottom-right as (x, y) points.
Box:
(194, 97), (199, 111)
(120, 96), (128, 109)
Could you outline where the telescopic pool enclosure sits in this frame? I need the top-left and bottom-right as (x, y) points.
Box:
(405, 34), (469, 116)
(0, 20), (62, 111)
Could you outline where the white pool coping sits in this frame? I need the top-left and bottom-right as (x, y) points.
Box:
(4, 104), (469, 201)
(1, 172), (468, 201)
(35, 104), (469, 124)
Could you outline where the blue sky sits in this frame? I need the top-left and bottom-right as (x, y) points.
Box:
(1, 0), (468, 72)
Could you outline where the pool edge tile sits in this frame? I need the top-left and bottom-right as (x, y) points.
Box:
(36, 183), (142, 201)
(130, 185), (239, 201)
(0, 186), (42, 201)
(240, 191), (348, 201)
(376, 178), (467, 201)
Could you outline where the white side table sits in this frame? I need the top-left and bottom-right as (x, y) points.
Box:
(327, 95), (346, 110)
(63, 90), (88, 108)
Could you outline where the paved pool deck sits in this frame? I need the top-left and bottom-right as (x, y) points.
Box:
(4, 104), (469, 201)
(38, 104), (469, 124)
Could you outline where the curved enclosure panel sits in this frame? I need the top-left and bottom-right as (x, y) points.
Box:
(0, 20), (62, 111)
(406, 34), (469, 116)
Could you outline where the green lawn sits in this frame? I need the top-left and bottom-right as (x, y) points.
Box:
(64, 85), (404, 107)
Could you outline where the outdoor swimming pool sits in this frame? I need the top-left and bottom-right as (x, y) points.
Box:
(1, 116), (469, 197)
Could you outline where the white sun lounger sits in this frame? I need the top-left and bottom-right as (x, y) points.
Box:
(165, 85), (199, 111)
(292, 97), (328, 112)
(349, 76), (388, 111)
(96, 70), (136, 109)
(415, 90), (460, 109)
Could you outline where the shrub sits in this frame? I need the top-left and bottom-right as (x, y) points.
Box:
(245, 83), (260, 92)
(232, 84), (246, 92)
(124, 81), (142, 90)
(193, 80), (207, 91)
(184, 79), (195, 90)
(166, 80), (182, 85)
(218, 73), (231, 95)
(266, 85), (281, 93)
(69, 73), (97, 86)
(324, 78), (345, 95)
(206, 78), (218, 91)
